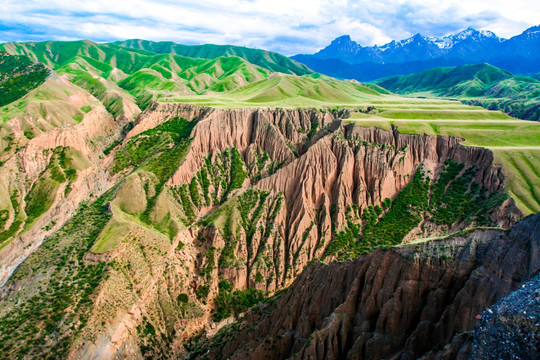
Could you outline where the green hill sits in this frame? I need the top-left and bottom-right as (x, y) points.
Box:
(0, 41), (156, 74)
(116, 54), (271, 109)
(114, 39), (313, 76)
(377, 63), (540, 120)
(0, 52), (50, 107)
(0, 41), (276, 112)
(167, 74), (388, 107)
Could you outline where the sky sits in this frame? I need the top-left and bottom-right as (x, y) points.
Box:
(0, 0), (538, 55)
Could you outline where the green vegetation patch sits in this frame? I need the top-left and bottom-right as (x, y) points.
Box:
(90, 219), (131, 254)
(0, 192), (23, 247)
(430, 159), (506, 226)
(24, 147), (84, 224)
(0, 191), (114, 359)
(213, 280), (265, 322)
(325, 167), (430, 260)
(0, 53), (50, 108)
(112, 116), (195, 175)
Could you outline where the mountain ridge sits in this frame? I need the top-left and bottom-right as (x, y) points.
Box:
(292, 25), (540, 80)
(114, 39), (313, 76)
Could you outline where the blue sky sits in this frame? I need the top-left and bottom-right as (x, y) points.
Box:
(0, 0), (538, 55)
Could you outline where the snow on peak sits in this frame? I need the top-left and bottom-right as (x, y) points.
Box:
(428, 27), (500, 49)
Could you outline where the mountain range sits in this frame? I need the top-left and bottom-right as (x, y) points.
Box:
(0, 40), (316, 115)
(292, 26), (540, 81)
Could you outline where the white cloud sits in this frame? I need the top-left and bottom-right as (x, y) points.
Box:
(0, 0), (538, 55)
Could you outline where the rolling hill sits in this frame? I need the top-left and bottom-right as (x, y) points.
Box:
(167, 73), (389, 107)
(114, 39), (313, 76)
(376, 63), (540, 120)
(0, 40), (291, 112)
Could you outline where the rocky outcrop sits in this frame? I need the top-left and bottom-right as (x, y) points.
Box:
(468, 273), (540, 359)
(128, 103), (340, 186)
(189, 213), (539, 360)
(254, 124), (517, 282)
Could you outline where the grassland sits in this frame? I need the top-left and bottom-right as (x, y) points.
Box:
(165, 74), (388, 108)
(346, 100), (540, 215)
(377, 63), (540, 120)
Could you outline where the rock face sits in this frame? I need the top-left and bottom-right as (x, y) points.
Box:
(468, 274), (540, 360)
(189, 213), (540, 360)
(133, 104), (518, 296)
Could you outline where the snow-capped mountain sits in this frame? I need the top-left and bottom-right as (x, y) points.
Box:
(429, 27), (502, 49)
(292, 25), (540, 81)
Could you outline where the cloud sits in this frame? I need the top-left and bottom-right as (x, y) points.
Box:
(0, 0), (538, 55)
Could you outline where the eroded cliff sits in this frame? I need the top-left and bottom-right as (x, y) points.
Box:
(188, 213), (539, 360)
(0, 104), (523, 360)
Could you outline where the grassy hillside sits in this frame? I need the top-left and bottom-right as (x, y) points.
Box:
(117, 54), (271, 109)
(1, 41), (310, 112)
(167, 74), (388, 107)
(0, 52), (50, 107)
(347, 101), (540, 215)
(377, 64), (540, 120)
(114, 39), (313, 76)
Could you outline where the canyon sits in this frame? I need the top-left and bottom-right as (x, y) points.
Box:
(0, 100), (530, 359)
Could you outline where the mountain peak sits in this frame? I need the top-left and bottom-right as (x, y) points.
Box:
(315, 35), (362, 58)
(329, 35), (356, 47)
(427, 27), (500, 49)
(524, 25), (540, 33)
(522, 25), (540, 37)
(334, 35), (352, 42)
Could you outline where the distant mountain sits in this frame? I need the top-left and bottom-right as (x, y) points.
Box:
(114, 39), (313, 76)
(292, 26), (540, 81)
(291, 55), (468, 81)
(377, 63), (540, 120)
